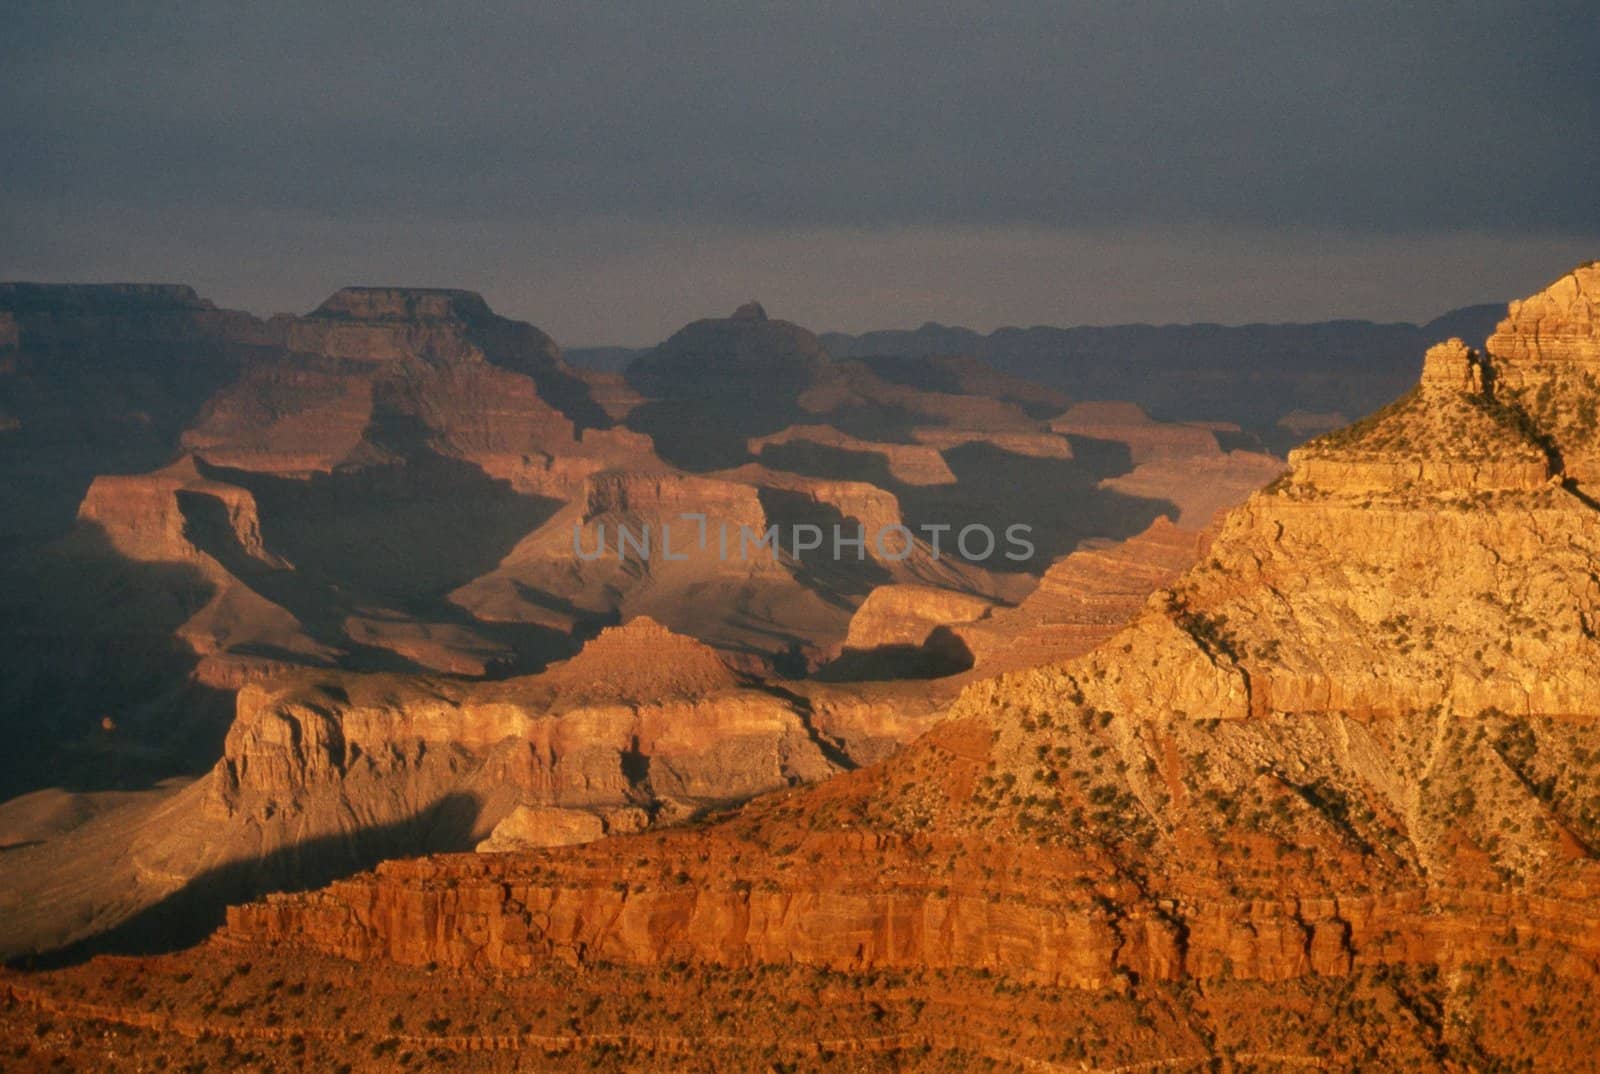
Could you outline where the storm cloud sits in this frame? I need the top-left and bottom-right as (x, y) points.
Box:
(3, 1), (1596, 342)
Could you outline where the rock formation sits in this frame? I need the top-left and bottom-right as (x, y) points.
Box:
(99, 262), (1600, 1073)
(839, 585), (998, 653)
(962, 515), (1213, 674)
(626, 301), (829, 399)
(0, 278), (1324, 1074)
(818, 584), (996, 679)
(5, 281), (1219, 816)
(0, 615), (947, 960)
(452, 464), (1024, 664)
(749, 424), (959, 484)
(1483, 261), (1600, 492)
(532, 615), (743, 702)
(183, 285), (647, 497)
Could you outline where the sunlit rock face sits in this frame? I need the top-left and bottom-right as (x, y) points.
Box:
(1483, 262), (1600, 493)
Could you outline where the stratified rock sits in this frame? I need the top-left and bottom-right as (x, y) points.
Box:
(474, 805), (606, 851)
(1285, 337), (1552, 496)
(196, 263), (1600, 1074)
(965, 516), (1211, 673)
(77, 456), (277, 568)
(71, 456), (327, 669)
(447, 469), (810, 650)
(749, 424), (959, 484)
(1485, 261), (1599, 365)
(452, 465), (1016, 663)
(815, 584), (996, 680)
(535, 616), (740, 703)
(184, 286), (648, 497)
(1484, 261), (1600, 492)
(840, 585), (997, 652)
(1, 606), (923, 959)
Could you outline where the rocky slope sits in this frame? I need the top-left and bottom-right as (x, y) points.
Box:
(66, 262), (1597, 1071)
(0, 616), (955, 961)
(961, 515), (1215, 674)
(5, 287), (1218, 703)
(816, 518), (1214, 682)
(452, 463), (1030, 665)
(0, 286), (632, 794)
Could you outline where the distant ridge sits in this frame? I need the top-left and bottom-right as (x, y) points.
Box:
(0, 282), (216, 312)
(818, 304), (1507, 448)
(566, 304), (1505, 450)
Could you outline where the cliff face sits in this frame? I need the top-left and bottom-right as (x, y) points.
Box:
(840, 585), (997, 653)
(1484, 261), (1600, 492)
(194, 264), (1600, 1071)
(225, 838), (1599, 990)
(209, 617), (847, 833)
(209, 672), (836, 832)
(183, 286), (647, 496)
(191, 619), (937, 864)
(0, 615), (958, 962)
(4, 281), (1245, 697)
(0, 287), (301, 793)
(77, 457), (273, 567)
(1068, 329), (1600, 727)
(3, 287), (670, 755)
(0, 283), (276, 544)
(10, 281), (1180, 816)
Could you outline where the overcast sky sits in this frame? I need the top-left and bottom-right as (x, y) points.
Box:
(2, 2), (1596, 344)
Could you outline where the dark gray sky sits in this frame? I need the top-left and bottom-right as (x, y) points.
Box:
(3, 1), (1596, 344)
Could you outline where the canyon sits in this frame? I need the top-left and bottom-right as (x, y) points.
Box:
(2, 264), (1595, 1069)
(0, 278), (1284, 964)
